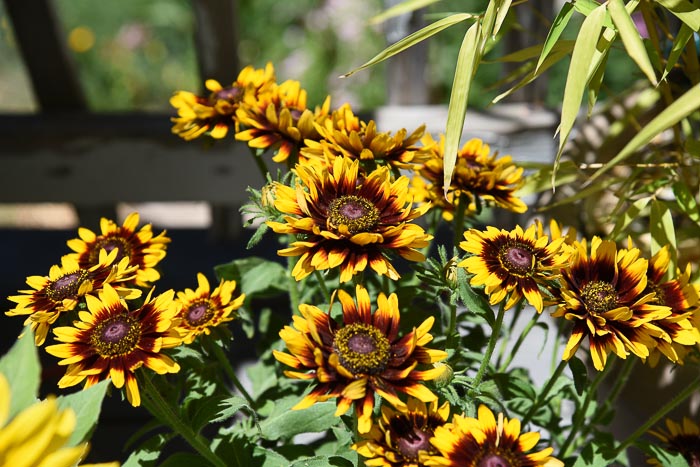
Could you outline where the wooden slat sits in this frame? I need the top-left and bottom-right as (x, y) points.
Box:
(191, 0), (240, 85)
(3, 0), (86, 111)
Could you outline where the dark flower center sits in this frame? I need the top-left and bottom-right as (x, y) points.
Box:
(328, 195), (380, 235)
(333, 323), (390, 375)
(668, 434), (700, 467)
(91, 315), (141, 357)
(498, 243), (534, 276)
(215, 86), (242, 102)
(88, 236), (132, 264)
(581, 280), (619, 314)
(645, 282), (667, 306)
(46, 270), (89, 302)
(185, 301), (213, 327)
(478, 453), (512, 467)
(389, 414), (435, 461)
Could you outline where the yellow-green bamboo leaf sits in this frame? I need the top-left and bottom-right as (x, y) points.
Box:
(515, 160), (579, 196)
(662, 23), (694, 81)
(342, 13), (474, 77)
(553, 4), (607, 184)
(573, 0), (616, 28)
(589, 81), (700, 182)
(655, 0), (700, 31)
(536, 2), (575, 73)
(369, 0), (443, 25)
(493, 0), (513, 37)
(650, 199), (677, 272)
(443, 22), (481, 196)
(609, 196), (652, 240)
(608, 0), (657, 85)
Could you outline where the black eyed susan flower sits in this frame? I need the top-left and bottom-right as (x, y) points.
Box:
(45, 284), (182, 407)
(174, 273), (245, 344)
(551, 237), (672, 371)
(300, 103), (428, 170)
(458, 224), (572, 313)
(640, 246), (700, 366)
(0, 373), (119, 467)
(6, 250), (141, 346)
(426, 405), (563, 467)
(266, 156), (433, 283)
(352, 398), (450, 466)
(170, 62), (276, 141)
(66, 212), (170, 288)
(235, 79), (331, 163)
(273, 285), (447, 433)
(648, 417), (700, 467)
(412, 134), (527, 220)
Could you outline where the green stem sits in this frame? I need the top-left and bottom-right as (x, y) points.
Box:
(314, 270), (331, 303)
(521, 359), (568, 427)
(495, 302), (525, 371)
(445, 301), (458, 350)
(140, 373), (228, 467)
(471, 302), (506, 391)
(613, 375), (700, 457)
(560, 359), (614, 457)
(606, 357), (636, 405)
(249, 149), (270, 181)
(209, 340), (257, 409)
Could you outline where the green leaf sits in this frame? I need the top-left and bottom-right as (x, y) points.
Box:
(673, 181), (700, 223)
(650, 199), (677, 270)
(259, 399), (339, 440)
(573, 0), (616, 29)
(608, 0), (657, 85)
(568, 356), (588, 396)
(211, 395), (252, 423)
(246, 357), (279, 398)
(638, 441), (689, 467)
(215, 256), (287, 300)
(536, 2), (575, 72)
(456, 268), (495, 326)
(492, 0), (513, 37)
(589, 81), (700, 182)
(663, 23), (694, 81)
(369, 0), (443, 25)
(443, 21), (481, 195)
(122, 432), (171, 467)
(655, 0), (700, 31)
(609, 196), (652, 240)
(254, 446), (290, 467)
(0, 329), (41, 419)
(56, 379), (110, 446)
(555, 3), (607, 176)
(571, 443), (611, 467)
(342, 13), (475, 77)
(586, 44), (610, 116)
(289, 456), (350, 467)
(158, 453), (209, 467)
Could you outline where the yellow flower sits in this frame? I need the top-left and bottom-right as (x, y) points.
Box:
(0, 373), (119, 467)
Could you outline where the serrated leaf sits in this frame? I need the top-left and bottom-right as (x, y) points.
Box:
(0, 330), (40, 419)
(663, 23), (694, 81)
(608, 0), (657, 84)
(443, 21), (481, 195)
(343, 13), (475, 77)
(536, 2), (575, 72)
(259, 399), (339, 440)
(655, 0), (700, 31)
(555, 3), (607, 176)
(650, 199), (677, 271)
(609, 196), (652, 239)
(56, 379), (110, 446)
(254, 446), (290, 467)
(456, 268), (495, 325)
(673, 181), (700, 222)
(571, 443), (613, 467)
(211, 395), (252, 423)
(122, 432), (171, 467)
(369, 0), (443, 25)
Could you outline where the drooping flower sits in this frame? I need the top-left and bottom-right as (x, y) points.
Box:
(6, 249), (141, 346)
(235, 79), (331, 163)
(273, 285), (447, 433)
(640, 246), (700, 366)
(300, 103), (429, 170)
(648, 417), (700, 467)
(412, 134), (527, 220)
(266, 156), (432, 283)
(174, 273), (245, 344)
(0, 373), (118, 467)
(170, 62), (276, 140)
(458, 223), (572, 313)
(551, 237), (672, 371)
(65, 212), (170, 288)
(352, 398), (450, 466)
(45, 284), (181, 407)
(426, 405), (563, 467)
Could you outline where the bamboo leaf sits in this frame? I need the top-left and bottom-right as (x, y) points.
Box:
(342, 13), (474, 77)
(587, 44), (610, 115)
(443, 22), (481, 195)
(493, 0), (514, 37)
(588, 81), (700, 182)
(554, 4), (607, 183)
(655, 0), (700, 31)
(650, 199), (677, 272)
(608, 0), (657, 85)
(573, 0), (616, 29)
(369, 0), (443, 25)
(673, 181), (700, 223)
(662, 23), (694, 81)
(536, 2), (575, 72)
(609, 196), (652, 240)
